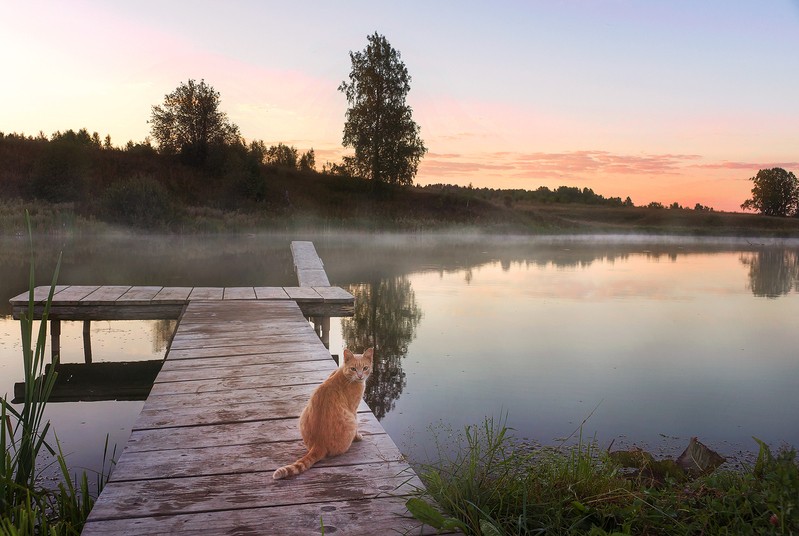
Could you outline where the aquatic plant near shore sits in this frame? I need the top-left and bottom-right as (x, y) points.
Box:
(1, 212), (114, 533)
(2, 213), (62, 518)
(408, 415), (799, 535)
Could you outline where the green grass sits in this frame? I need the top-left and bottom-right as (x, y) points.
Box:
(408, 415), (799, 535)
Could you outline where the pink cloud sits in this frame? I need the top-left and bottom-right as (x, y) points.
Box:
(692, 161), (799, 171)
(420, 150), (705, 181)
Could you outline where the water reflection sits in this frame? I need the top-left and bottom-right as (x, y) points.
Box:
(2, 233), (799, 481)
(342, 276), (422, 419)
(741, 249), (799, 298)
(153, 319), (177, 352)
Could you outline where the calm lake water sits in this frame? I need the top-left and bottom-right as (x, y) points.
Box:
(1, 233), (798, 482)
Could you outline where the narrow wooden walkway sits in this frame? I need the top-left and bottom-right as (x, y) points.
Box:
(9, 241), (449, 534)
(80, 299), (435, 534)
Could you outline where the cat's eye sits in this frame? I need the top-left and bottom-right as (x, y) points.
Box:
(350, 367), (357, 371)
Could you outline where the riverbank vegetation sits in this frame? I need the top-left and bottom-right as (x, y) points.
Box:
(3, 132), (799, 237)
(408, 417), (799, 535)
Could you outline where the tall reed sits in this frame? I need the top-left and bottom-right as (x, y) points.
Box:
(1, 212), (61, 522)
(1, 212), (112, 533)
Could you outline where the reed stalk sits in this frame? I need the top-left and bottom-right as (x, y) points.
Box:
(1, 211), (112, 533)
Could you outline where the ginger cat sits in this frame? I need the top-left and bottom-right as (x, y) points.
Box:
(272, 347), (374, 480)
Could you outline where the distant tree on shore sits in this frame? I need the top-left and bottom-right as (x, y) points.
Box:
(741, 168), (799, 217)
(299, 148), (315, 171)
(150, 79), (240, 165)
(339, 33), (427, 186)
(265, 143), (298, 168)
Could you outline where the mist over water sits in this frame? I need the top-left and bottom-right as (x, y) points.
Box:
(2, 232), (797, 480)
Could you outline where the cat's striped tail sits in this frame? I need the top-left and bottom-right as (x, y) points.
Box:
(272, 446), (326, 480)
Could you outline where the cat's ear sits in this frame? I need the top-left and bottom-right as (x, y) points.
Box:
(362, 347), (374, 361)
(343, 348), (355, 362)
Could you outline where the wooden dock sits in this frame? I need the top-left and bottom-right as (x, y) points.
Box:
(9, 242), (449, 535)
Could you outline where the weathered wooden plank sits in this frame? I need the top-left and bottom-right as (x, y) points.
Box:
(313, 285), (355, 302)
(8, 285), (69, 304)
(283, 286), (323, 301)
(109, 432), (401, 481)
(167, 332), (321, 351)
(156, 359), (334, 383)
(117, 286), (163, 303)
(176, 311), (308, 327)
(254, 286), (290, 299)
(297, 269), (330, 287)
(160, 351), (331, 372)
(290, 240), (325, 270)
(11, 304), (183, 321)
(164, 339), (328, 360)
(134, 389), (370, 429)
(222, 287), (256, 300)
(184, 296), (352, 320)
(174, 317), (307, 332)
(188, 287), (224, 300)
(86, 461), (421, 522)
(178, 301), (303, 321)
(150, 368), (334, 395)
(137, 383), (311, 413)
(169, 327), (310, 345)
(80, 286), (132, 304)
(298, 301), (355, 317)
(123, 413), (384, 454)
(82, 496), (450, 536)
(184, 297), (301, 310)
(152, 286), (193, 303)
(44, 285), (100, 304)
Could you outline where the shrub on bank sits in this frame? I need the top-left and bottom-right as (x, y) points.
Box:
(409, 417), (799, 535)
(99, 175), (176, 229)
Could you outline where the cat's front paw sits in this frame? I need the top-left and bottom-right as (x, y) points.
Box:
(353, 432), (364, 442)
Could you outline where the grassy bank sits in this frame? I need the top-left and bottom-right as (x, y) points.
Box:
(4, 133), (799, 236)
(4, 196), (799, 238)
(6, 268), (795, 534)
(408, 418), (798, 535)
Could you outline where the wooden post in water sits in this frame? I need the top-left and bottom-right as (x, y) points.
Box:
(311, 317), (331, 348)
(320, 316), (330, 348)
(51, 319), (60, 364)
(83, 320), (93, 364)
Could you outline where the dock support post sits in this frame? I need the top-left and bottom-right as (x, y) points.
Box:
(83, 320), (93, 364)
(320, 316), (330, 348)
(51, 319), (61, 364)
(311, 317), (331, 348)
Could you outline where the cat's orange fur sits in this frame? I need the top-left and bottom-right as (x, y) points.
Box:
(272, 347), (374, 480)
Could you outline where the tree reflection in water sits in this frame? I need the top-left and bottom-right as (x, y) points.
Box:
(342, 276), (422, 420)
(741, 249), (799, 298)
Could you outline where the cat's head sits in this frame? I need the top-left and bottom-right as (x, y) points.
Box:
(342, 347), (374, 383)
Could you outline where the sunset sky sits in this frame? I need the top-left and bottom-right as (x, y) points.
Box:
(2, 0), (798, 211)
